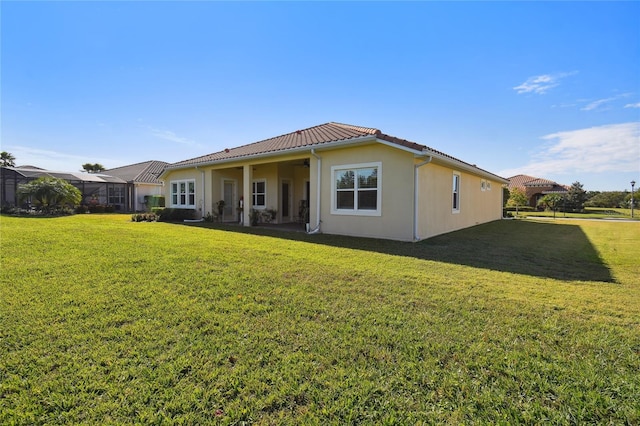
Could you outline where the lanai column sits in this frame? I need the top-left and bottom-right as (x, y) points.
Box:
(242, 164), (253, 226)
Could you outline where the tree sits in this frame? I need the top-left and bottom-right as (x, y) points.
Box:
(585, 191), (626, 208)
(18, 177), (82, 212)
(624, 190), (638, 209)
(507, 187), (528, 216)
(537, 194), (564, 218)
(565, 181), (587, 212)
(1, 151), (16, 167)
(82, 163), (106, 173)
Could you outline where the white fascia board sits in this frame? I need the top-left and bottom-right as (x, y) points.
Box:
(426, 150), (508, 183)
(374, 138), (426, 155)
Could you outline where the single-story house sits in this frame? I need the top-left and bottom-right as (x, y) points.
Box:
(0, 165), (128, 210)
(161, 122), (508, 241)
(103, 160), (168, 211)
(508, 174), (568, 208)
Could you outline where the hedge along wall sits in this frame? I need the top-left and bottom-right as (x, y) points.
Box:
(144, 195), (165, 208)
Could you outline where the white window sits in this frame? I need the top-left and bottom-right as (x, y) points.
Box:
(331, 162), (382, 216)
(252, 180), (266, 208)
(452, 172), (461, 213)
(481, 180), (487, 191)
(170, 179), (196, 208)
(486, 181), (492, 191)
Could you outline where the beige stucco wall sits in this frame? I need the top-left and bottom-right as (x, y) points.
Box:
(134, 183), (164, 211)
(163, 153), (310, 222)
(163, 145), (504, 240)
(162, 168), (206, 217)
(313, 143), (416, 241)
(416, 161), (503, 240)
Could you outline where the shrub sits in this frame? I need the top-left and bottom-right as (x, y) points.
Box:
(249, 209), (260, 226)
(261, 208), (277, 223)
(131, 213), (158, 222)
(1, 206), (74, 217)
(17, 176), (82, 211)
(157, 208), (197, 222)
(144, 195), (165, 208)
(88, 204), (106, 213)
(75, 205), (88, 214)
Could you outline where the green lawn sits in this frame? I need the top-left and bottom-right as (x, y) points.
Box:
(516, 206), (638, 220)
(1, 214), (639, 424)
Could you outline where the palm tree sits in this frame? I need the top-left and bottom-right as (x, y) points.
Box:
(82, 163), (106, 173)
(18, 177), (82, 212)
(1, 151), (16, 167)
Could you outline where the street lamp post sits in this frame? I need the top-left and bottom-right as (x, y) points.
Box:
(631, 180), (636, 219)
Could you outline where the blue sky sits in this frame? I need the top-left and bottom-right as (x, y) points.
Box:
(2, 1), (639, 191)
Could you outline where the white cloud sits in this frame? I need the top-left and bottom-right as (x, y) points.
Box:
(4, 145), (116, 172)
(581, 93), (631, 111)
(499, 122), (640, 177)
(625, 102), (640, 108)
(149, 127), (200, 147)
(513, 72), (576, 95)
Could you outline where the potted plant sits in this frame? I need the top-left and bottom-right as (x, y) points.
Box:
(216, 200), (225, 222)
(249, 208), (260, 226)
(237, 196), (244, 224)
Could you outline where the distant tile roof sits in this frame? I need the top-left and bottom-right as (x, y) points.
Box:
(507, 174), (537, 190)
(542, 185), (569, 194)
(166, 122), (507, 182)
(508, 174), (567, 191)
(104, 161), (168, 184)
(524, 178), (559, 187)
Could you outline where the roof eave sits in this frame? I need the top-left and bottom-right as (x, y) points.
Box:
(159, 133), (507, 184)
(160, 135), (380, 177)
(426, 150), (509, 183)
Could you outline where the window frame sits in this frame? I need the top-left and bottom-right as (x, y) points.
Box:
(108, 186), (125, 205)
(170, 179), (196, 208)
(252, 179), (266, 209)
(331, 162), (382, 217)
(452, 172), (461, 214)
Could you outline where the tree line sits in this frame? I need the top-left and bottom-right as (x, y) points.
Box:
(507, 181), (638, 211)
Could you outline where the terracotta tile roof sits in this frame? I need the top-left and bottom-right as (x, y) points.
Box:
(166, 122), (507, 182)
(507, 174), (567, 192)
(104, 161), (168, 184)
(507, 174), (538, 190)
(524, 178), (559, 187)
(168, 122), (381, 168)
(542, 185), (569, 194)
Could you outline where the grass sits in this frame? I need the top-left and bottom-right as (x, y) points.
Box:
(1, 214), (639, 424)
(517, 206), (638, 220)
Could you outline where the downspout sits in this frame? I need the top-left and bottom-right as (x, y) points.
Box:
(413, 156), (433, 241)
(308, 149), (322, 234)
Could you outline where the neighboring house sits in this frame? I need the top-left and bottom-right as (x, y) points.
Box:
(508, 174), (568, 208)
(0, 165), (127, 210)
(103, 161), (168, 211)
(161, 122), (508, 241)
